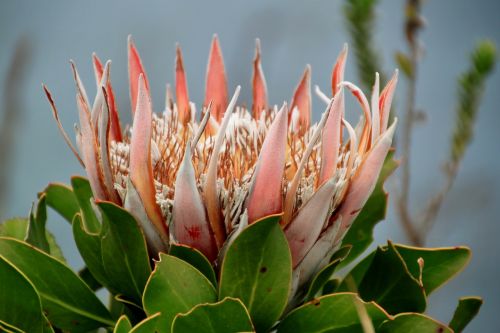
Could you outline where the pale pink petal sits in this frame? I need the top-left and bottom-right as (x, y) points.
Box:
(285, 178), (338, 268)
(371, 73), (380, 146)
(43, 85), (84, 167)
(128, 35), (150, 116)
(338, 119), (397, 232)
(76, 92), (107, 201)
(331, 44), (348, 95)
(173, 144), (218, 261)
(204, 35), (228, 122)
(318, 88), (345, 186)
(379, 70), (399, 133)
(204, 86), (241, 247)
(175, 44), (191, 124)
(289, 65), (311, 136)
(343, 118), (358, 178)
(124, 178), (168, 255)
(129, 74), (168, 240)
(93, 53), (122, 142)
(90, 60), (110, 131)
(294, 217), (342, 289)
(341, 81), (372, 154)
(252, 39), (268, 120)
(283, 101), (332, 225)
(246, 103), (288, 223)
(70, 60), (91, 109)
(98, 87), (121, 204)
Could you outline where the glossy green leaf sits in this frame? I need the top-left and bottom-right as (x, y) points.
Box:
(305, 246), (351, 301)
(339, 242), (426, 314)
(113, 315), (133, 333)
(322, 278), (341, 295)
(130, 313), (161, 333)
(172, 297), (254, 333)
(277, 292), (390, 333)
(394, 244), (471, 295)
(449, 296), (483, 332)
(219, 215), (292, 332)
(0, 256), (46, 333)
(26, 195), (50, 253)
(42, 182), (79, 223)
(169, 243), (217, 288)
(99, 202), (151, 304)
(0, 237), (113, 332)
(378, 313), (452, 333)
(71, 176), (100, 233)
(340, 153), (398, 268)
(73, 214), (109, 289)
(143, 254), (217, 333)
(78, 266), (102, 291)
(0, 217), (65, 263)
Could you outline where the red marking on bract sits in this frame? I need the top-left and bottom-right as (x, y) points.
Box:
(185, 225), (201, 240)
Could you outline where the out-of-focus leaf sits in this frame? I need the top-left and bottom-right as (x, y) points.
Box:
(42, 182), (79, 223)
(0, 217), (65, 263)
(169, 243), (217, 288)
(0, 237), (113, 332)
(143, 254), (217, 333)
(394, 52), (414, 78)
(322, 278), (341, 295)
(394, 244), (471, 294)
(26, 195), (50, 253)
(0, 256), (46, 333)
(171, 297), (254, 333)
(305, 245), (351, 300)
(378, 313), (451, 333)
(99, 202), (151, 305)
(219, 214), (291, 332)
(277, 292), (389, 333)
(449, 296), (482, 333)
(71, 176), (100, 233)
(113, 315), (133, 333)
(339, 242), (426, 314)
(339, 152), (398, 268)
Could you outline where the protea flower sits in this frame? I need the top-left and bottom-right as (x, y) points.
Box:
(43, 35), (398, 292)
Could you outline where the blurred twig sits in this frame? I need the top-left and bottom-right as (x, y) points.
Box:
(0, 37), (32, 220)
(343, 0), (386, 91)
(419, 41), (497, 234)
(395, 0), (425, 246)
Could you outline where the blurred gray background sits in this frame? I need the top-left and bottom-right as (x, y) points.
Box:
(0, 0), (498, 331)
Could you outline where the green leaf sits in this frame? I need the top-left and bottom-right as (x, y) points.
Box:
(26, 195), (50, 253)
(219, 214), (292, 332)
(322, 278), (341, 295)
(339, 153), (398, 268)
(71, 176), (100, 233)
(169, 243), (217, 288)
(0, 217), (65, 263)
(73, 214), (109, 289)
(449, 296), (483, 332)
(277, 292), (390, 333)
(339, 242), (426, 314)
(99, 202), (151, 305)
(394, 244), (471, 295)
(0, 237), (113, 332)
(113, 315), (133, 333)
(305, 245), (351, 301)
(0, 256), (46, 333)
(78, 266), (102, 292)
(172, 297), (254, 333)
(130, 313), (161, 333)
(378, 313), (452, 333)
(143, 254), (217, 333)
(42, 182), (79, 223)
